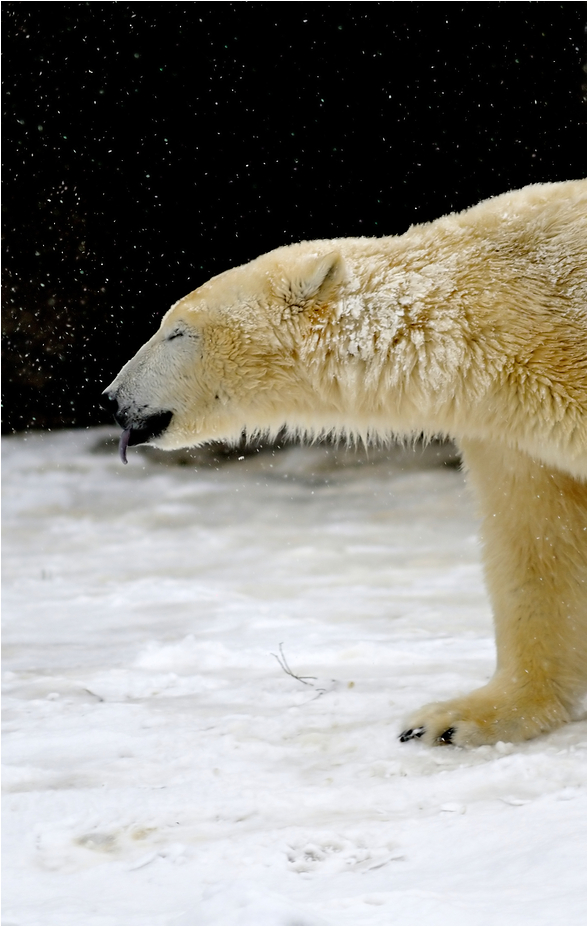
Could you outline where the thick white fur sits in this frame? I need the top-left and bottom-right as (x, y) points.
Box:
(106, 181), (586, 746)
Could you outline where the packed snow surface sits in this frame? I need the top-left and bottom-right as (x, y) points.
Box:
(2, 428), (586, 927)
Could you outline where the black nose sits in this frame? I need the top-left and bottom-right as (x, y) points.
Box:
(100, 391), (118, 414)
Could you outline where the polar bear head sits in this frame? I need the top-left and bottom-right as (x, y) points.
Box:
(101, 246), (348, 460)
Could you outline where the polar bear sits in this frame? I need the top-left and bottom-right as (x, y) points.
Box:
(101, 181), (586, 747)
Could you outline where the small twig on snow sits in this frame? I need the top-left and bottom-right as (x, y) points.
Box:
(271, 643), (327, 695)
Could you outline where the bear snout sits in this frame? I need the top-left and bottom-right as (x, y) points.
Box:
(100, 391), (119, 415)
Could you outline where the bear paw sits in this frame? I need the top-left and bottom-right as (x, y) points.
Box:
(399, 684), (571, 747)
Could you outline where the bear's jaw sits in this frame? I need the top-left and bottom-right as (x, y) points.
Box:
(115, 410), (174, 464)
(100, 390), (174, 463)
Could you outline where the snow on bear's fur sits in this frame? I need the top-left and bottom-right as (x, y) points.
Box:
(102, 180), (587, 747)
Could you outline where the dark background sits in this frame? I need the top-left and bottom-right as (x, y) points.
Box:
(2, 3), (586, 434)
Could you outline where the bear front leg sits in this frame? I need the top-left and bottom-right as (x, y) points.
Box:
(401, 439), (586, 747)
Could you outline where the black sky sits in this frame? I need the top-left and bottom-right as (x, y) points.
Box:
(2, 3), (586, 432)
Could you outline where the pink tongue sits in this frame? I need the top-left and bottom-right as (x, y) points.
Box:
(119, 428), (132, 465)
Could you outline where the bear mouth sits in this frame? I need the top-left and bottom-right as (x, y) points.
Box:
(118, 411), (174, 464)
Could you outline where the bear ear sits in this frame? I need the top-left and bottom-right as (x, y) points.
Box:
(275, 250), (346, 311)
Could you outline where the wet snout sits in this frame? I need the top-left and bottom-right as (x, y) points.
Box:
(99, 391), (121, 419)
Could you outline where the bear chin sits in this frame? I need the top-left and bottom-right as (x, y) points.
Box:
(116, 411), (174, 464)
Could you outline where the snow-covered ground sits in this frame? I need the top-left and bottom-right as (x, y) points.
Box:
(2, 427), (586, 927)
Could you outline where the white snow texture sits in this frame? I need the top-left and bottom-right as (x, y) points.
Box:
(2, 427), (586, 926)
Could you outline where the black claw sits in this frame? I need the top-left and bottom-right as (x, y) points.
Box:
(399, 726), (426, 742)
(436, 727), (455, 745)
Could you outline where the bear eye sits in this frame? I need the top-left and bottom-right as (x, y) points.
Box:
(167, 329), (184, 341)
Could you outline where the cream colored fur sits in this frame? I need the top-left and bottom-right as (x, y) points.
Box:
(105, 180), (587, 746)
